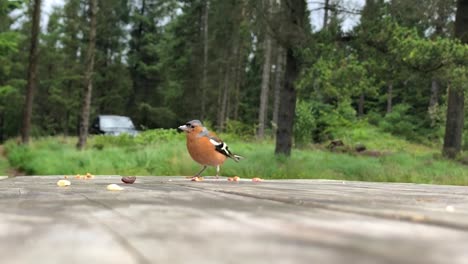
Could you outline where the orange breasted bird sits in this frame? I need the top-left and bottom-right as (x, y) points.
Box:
(178, 120), (243, 178)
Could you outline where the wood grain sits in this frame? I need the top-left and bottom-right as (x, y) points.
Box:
(1, 176), (467, 264)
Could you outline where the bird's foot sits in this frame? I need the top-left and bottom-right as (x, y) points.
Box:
(191, 176), (204, 182)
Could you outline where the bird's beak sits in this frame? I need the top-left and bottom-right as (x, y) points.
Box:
(178, 125), (188, 132)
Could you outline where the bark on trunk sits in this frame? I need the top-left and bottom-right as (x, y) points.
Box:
(217, 70), (229, 132)
(442, 0), (467, 158)
(323, 0), (329, 29)
(275, 47), (298, 156)
(233, 4), (248, 121)
(455, 0), (468, 43)
(233, 41), (244, 120)
(443, 85), (464, 158)
(126, 0), (146, 114)
(386, 82), (393, 114)
(428, 79), (440, 126)
(200, 0), (209, 120)
(275, 0), (306, 156)
(272, 45), (285, 134)
(429, 78), (440, 109)
(257, 28), (273, 139)
(358, 93), (365, 117)
(77, 0), (97, 150)
(21, 0), (42, 144)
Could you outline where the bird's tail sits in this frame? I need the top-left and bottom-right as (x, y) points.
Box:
(230, 154), (244, 162)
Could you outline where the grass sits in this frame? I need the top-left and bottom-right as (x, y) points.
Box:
(2, 126), (468, 185)
(0, 144), (8, 175)
(0, 157), (8, 175)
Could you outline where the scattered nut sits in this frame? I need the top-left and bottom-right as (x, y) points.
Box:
(57, 180), (71, 187)
(121, 176), (136, 184)
(446, 205), (455, 212)
(85, 172), (94, 179)
(107, 184), (124, 191)
(191, 176), (203, 182)
(252, 177), (263, 182)
(228, 176), (240, 182)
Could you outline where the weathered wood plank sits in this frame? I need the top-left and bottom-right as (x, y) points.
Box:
(177, 178), (468, 230)
(1, 176), (468, 264)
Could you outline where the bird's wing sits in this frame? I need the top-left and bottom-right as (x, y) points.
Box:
(207, 132), (244, 162)
(197, 127), (243, 162)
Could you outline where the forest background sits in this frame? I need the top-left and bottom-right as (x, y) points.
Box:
(0, 0), (467, 183)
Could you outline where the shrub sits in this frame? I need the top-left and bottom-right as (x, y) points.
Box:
(379, 104), (419, 140)
(294, 100), (357, 144)
(90, 129), (182, 149)
(224, 120), (255, 140)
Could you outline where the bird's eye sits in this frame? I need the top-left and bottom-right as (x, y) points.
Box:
(186, 123), (194, 128)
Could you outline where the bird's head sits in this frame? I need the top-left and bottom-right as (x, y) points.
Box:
(178, 120), (204, 134)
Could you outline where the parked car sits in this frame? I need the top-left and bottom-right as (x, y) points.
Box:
(91, 115), (139, 136)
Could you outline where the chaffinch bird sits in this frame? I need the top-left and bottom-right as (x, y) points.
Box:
(178, 120), (243, 180)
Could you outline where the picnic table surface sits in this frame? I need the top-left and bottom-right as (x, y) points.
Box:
(1, 175), (468, 264)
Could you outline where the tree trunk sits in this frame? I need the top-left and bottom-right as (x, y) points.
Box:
(233, 2), (248, 121)
(77, 0), (97, 150)
(257, 23), (273, 139)
(275, 0), (306, 156)
(358, 93), (365, 117)
(386, 82), (393, 114)
(443, 85), (464, 158)
(442, 0), (467, 158)
(21, 0), (42, 144)
(429, 78), (440, 109)
(428, 78), (440, 126)
(323, 0), (330, 29)
(454, 0), (468, 43)
(217, 69), (229, 132)
(272, 45), (285, 135)
(233, 40), (244, 121)
(228, 34), (240, 120)
(126, 0), (146, 114)
(200, 0), (209, 120)
(275, 47), (299, 156)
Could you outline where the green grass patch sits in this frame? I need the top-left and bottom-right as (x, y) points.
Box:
(331, 122), (436, 154)
(3, 128), (468, 185)
(0, 157), (8, 175)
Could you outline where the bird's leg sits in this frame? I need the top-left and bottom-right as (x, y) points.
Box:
(190, 166), (207, 181)
(195, 165), (207, 177)
(215, 165), (220, 179)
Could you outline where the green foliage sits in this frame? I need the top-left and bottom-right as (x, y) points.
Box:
(299, 54), (377, 101)
(3, 132), (468, 185)
(294, 100), (316, 144)
(379, 104), (418, 139)
(0, 0), (25, 141)
(137, 103), (178, 129)
(224, 120), (255, 140)
(91, 129), (181, 149)
(0, 0), (466, 167)
(294, 100), (357, 144)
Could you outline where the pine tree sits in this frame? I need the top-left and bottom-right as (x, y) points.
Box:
(21, 0), (42, 144)
(77, 0), (97, 150)
(443, 0), (467, 158)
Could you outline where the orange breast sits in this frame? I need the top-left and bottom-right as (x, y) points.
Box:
(186, 134), (227, 166)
